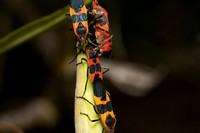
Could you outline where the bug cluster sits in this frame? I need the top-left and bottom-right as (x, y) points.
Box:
(69, 0), (116, 133)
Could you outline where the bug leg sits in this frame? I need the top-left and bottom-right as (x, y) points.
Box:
(94, 35), (113, 54)
(88, 20), (95, 26)
(65, 13), (71, 19)
(101, 66), (109, 74)
(87, 38), (99, 47)
(106, 90), (111, 97)
(69, 51), (82, 64)
(76, 58), (87, 66)
(76, 96), (98, 114)
(90, 27), (111, 44)
(76, 62), (98, 113)
(75, 40), (86, 50)
(76, 63), (89, 97)
(88, 32), (93, 36)
(96, 27), (113, 35)
(83, 66), (89, 96)
(102, 128), (105, 133)
(80, 112), (100, 122)
(76, 65), (98, 114)
(69, 41), (84, 64)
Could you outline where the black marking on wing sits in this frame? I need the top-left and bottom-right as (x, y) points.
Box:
(96, 63), (101, 72)
(96, 101), (113, 114)
(105, 114), (116, 131)
(90, 65), (96, 74)
(72, 13), (87, 23)
(89, 49), (96, 59)
(94, 74), (100, 81)
(93, 78), (106, 100)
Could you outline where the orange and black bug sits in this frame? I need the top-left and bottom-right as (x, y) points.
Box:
(76, 46), (103, 95)
(77, 78), (116, 133)
(90, 0), (113, 56)
(86, 47), (102, 83)
(92, 78), (116, 133)
(70, 0), (89, 42)
(76, 47), (116, 133)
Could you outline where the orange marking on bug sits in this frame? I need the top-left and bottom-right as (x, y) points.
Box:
(90, 73), (95, 83)
(86, 49), (103, 82)
(99, 111), (116, 133)
(94, 93), (111, 105)
(94, 92), (116, 133)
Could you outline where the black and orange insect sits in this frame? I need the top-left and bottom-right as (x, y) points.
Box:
(75, 46), (103, 96)
(90, 0), (113, 56)
(70, 0), (89, 42)
(77, 78), (116, 133)
(86, 47), (102, 82)
(93, 78), (116, 133)
(76, 46), (116, 133)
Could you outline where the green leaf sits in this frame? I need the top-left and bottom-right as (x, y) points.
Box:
(0, 0), (91, 55)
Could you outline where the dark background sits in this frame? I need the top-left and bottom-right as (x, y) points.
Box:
(0, 0), (200, 133)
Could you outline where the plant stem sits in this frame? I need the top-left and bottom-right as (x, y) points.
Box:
(75, 46), (105, 133)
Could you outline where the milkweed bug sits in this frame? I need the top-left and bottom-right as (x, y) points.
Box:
(75, 46), (103, 96)
(77, 78), (116, 133)
(93, 78), (116, 133)
(70, 0), (89, 42)
(90, 0), (113, 56)
(76, 47), (116, 133)
(86, 47), (103, 82)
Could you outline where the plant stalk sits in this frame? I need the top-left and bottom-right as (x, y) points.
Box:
(75, 46), (105, 133)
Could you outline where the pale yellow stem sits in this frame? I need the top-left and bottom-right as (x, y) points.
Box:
(74, 48), (106, 133)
